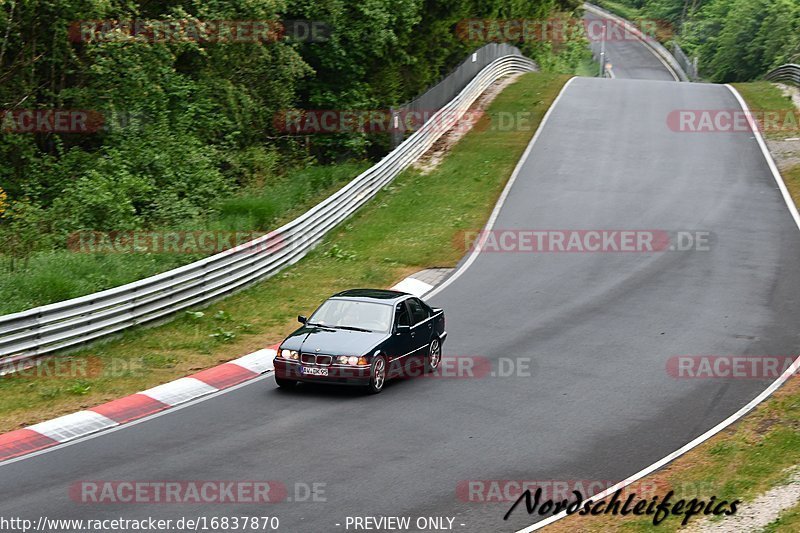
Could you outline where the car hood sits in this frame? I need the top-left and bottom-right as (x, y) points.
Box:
(280, 325), (389, 356)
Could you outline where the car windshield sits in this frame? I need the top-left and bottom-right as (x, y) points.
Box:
(308, 299), (393, 333)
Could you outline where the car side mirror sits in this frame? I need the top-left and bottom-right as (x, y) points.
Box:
(298, 315), (307, 324)
(395, 324), (410, 335)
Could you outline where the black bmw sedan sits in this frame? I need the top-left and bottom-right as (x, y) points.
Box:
(273, 289), (447, 393)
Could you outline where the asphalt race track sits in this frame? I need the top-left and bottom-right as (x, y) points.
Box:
(2, 29), (799, 533)
(584, 10), (678, 81)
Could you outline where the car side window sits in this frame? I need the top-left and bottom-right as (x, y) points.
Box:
(396, 302), (410, 327)
(407, 298), (429, 325)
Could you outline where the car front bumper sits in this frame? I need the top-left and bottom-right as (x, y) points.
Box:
(274, 359), (372, 386)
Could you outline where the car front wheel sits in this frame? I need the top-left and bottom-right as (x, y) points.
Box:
(366, 356), (387, 394)
(425, 338), (441, 373)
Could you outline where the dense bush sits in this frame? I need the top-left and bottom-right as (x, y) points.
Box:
(602, 0), (800, 82)
(0, 0), (586, 265)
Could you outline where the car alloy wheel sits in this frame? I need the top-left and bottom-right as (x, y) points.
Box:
(426, 338), (441, 373)
(368, 356), (387, 394)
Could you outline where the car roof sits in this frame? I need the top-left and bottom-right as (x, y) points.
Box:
(330, 288), (411, 303)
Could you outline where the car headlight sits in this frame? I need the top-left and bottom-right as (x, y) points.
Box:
(336, 356), (368, 366)
(280, 349), (299, 360)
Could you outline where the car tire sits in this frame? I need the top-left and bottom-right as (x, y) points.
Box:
(425, 337), (442, 373)
(275, 376), (297, 389)
(366, 355), (387, 394)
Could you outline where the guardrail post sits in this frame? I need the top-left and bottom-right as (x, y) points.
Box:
(389, 107), (402, 149)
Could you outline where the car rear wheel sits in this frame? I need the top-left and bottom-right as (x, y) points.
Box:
(275, 376), (297, 389)
(425, 338), (441, 373)
(366, 356), (387, 394)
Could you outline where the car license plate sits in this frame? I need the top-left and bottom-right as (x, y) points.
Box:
(301, 366), (328, 376)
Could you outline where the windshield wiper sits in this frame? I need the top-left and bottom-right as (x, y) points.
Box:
(306, 322), (371, 332)
(332, 325), (373, 333)
(307, 322), (335, 330)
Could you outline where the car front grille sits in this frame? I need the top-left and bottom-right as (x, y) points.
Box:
(300, 353), (332, 366)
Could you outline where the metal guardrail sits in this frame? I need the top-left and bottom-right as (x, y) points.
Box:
(766, 64), (800, 86)
(584, 3), (689, 82)
(0, 53), (537, 369)
(672, 42), (699, 81)
(390, 42), (525, 147)
(396, 43), (524, 118)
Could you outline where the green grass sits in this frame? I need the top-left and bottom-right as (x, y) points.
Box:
(0, 162), (369, 314)
(211, 163), (368, 232)
(732, 82), (795, 112)
(783, 164), (800, 205)
(732, 81), (798, 140)
(0, 72), (570, 432)
(764, 499), (800, 532)
(576, 57), (599, 78)
(593, 0), (642, 21)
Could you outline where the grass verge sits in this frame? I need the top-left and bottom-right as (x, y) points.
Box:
(576, 57), (599, 78)
(732, 81), (798, 141)
(0, 162), (369, 315)
(781, 164), (800, 211)
(764, 500), (800, 531)
(0, 72), (570, 433)
(592, 0), (642, 21)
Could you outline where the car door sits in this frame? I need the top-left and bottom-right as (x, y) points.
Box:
(407, 297), (432, 370)
(387, 300), (413, 377)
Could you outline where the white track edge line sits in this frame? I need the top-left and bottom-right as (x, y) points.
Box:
(726, 84), (800, 228)
(513, 84), (800, 532)
(424, 76), (577, 301)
